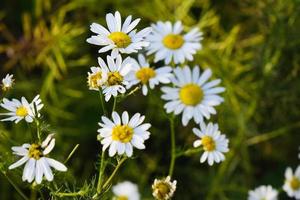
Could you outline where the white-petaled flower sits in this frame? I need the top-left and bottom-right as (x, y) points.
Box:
(193, 122), (229, 166)
(126, 54), (173, 95)
(1, 74), (14, 91)
(0, 95), (44, 123)
(147, 21), (202, 64)
(283, 166), (300, 199)
(87, 11), (152, 58)
(98, 55), (133, 101)
(152, 176), (177, 200)
(248, 185), (278, 200)
(98, 111), (151, 157)
(161, 66), (225, 126)
(8, 134), (67, 184)
(87, 67), (108, 91)
(112, 181), (140, 200)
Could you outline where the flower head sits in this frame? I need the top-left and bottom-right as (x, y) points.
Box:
(8, 134), (67, 184)
(126, 54), (173, 95)
(87, 11), (152, 58)
(87, 67), (108, 91)
(147, 21), (202, 64)
(283, 165), (300, 199)
(0, 95), (43, 123)
(112, 181), (140, 200)
(193, 122), (229, 166)
(152, 176), (177, 200)
(1, 74), (14, 92)
(98, 111), (151, 157)
(248, 185), (278, 200)
(161, 66), (225, 126)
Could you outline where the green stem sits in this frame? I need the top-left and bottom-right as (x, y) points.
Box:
(96, 150), (106, 194)
(102, 157), (127, 190)
(52, 190), (86, 197)
(35, 119), (41, 143)
(176, 147), (203, 157)
(98, 89), (107, 116)
(64, 144), (80, 164)
(2, 172), (29, 200)
(112, 96), (117, 113)
(168, 116), (176, 177)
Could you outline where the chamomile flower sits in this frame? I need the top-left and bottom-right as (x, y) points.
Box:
(283, 166), (300, 199)
(112, 181), (140, 200)
(0, 95), (43, 123)
(248, 185), (278, 200)
(126, 54), (173, 95)
(152, 176), (177, 200)
(87, 67), (108, 91)
(161, 66), (225, 126)
(87, 11), (152, 58)
(147, 21), (202, 64)
(98, 111), (151, 157)
(1, 74), (14, 91)
(8, 134), (67, 184)
(193, 122), (229, 166)
(98, 55), (133, 101)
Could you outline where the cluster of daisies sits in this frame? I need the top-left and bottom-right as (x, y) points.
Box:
(86, 10), (228, 199)
(0, 74), (67, 184)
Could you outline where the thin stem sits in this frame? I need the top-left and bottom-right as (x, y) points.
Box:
(2, 172), (29, 200)
(98, 89), (107, 116)
(64, 144), (80, 164)
(52, 190), (86, 197)
(112, 96), (117, 113)
(168, 116), (176, 177)
(102, 157), (127, 190)
(35, 119), (41, 143)
(176, 147), (203, 157)
(96, 150), (106, 194)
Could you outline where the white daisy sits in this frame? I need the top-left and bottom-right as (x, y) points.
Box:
(8, 134), (67, 184)
(126, 54), (173, 95)
(98, 111), (151, 157)
(98, 55), (133, 101)
(152, 176), (177, 200)
(147, 21), (202, 64)
(248, 185), (278, 200)
(87, 11), (152, 58)
(193, 122), (229, 166)
(1, 74), (14, 91)
(112, 181), (140, 200)
(161, 66), (225, 126)
(0, 95), (43, 123)
(283, 165), (300, 199)
(87, 67), (108, 91)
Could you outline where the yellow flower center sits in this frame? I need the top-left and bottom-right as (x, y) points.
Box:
(116, 196), (128, 200)
(16, 106), (28, 117)
(107, 72), (123, 86)
(89, 72), (102, 88)
(179, 84), (203, 106)
(202, 136), (216, 151)
(135, 67), (156, 84)
(154, 182), (171, 199)
(162, 34), (184, 49)
(290, 177), (300, 190)
(108, 32), (132, 48)
(28, 144), (43, 160)
(112, 125), (134, 143)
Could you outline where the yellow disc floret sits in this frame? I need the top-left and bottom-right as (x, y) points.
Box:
(290, 177), (300, 190)
(201, 136), (216, 151)
(88, 72), (102, 89)
(16, 106), (28, 117)
(108, 32), (132, 48)
(107, 72), (123, 86)
(179, 84), (203, 106)
(115, 196), (128, 200)
(162, 34), (184, 49)
(28, 144), (43, 160)
(135, 67), (156, 84)
(112, 125), (134, 143)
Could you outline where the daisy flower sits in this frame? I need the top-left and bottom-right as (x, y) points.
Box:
(248, 185), (278, 200)
(126, 54), (173, 95)
(152, 176), (177, 200)
(98, 55), (133, 101)
(98, 111), (151, 157)
(1, 74), (14, 91)
(147, 21), (202, 64)
(112, 181), (140, 200)
(161, 66), (225, 126)
(193, 122), (229, 166)
(0, 95), (43, 123)
(8, 134), (67, 184)
(283, 165), (300, 199)
(87, 67), (108, 91)
(87, 11), (152, 58)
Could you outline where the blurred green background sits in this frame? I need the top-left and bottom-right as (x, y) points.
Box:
(0, 0), (300, 199)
